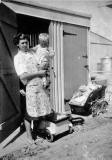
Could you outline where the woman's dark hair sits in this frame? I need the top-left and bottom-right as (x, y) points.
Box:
(13, 33), (30, 45)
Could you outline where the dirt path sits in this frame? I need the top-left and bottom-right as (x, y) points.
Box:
(1, 113), (112, 160)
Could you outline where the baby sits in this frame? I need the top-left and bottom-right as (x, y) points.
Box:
(33, 33), (54, 88)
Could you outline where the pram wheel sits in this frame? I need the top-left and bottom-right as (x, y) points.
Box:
(45, 129), (54, 142)
(71, 107), (75, 114)
(92, 100), (108, 117)
(91, 101), (100, 117)
(100, 101), (108, 113)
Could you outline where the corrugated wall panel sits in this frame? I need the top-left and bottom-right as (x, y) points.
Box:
(52, 21), (65, 113)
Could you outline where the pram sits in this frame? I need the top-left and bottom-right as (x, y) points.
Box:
(33, 112), (74, 142)
(69, 82), (108, 117)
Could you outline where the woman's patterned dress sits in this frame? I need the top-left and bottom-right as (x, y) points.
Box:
(26, 52), (51, 119)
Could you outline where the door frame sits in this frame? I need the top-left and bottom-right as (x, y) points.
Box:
(49, 21), (65, 113)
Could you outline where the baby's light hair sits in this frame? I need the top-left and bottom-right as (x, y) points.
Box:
(38, 33), (49, 48)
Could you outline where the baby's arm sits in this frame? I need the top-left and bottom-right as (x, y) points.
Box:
(48, 47), (55, 58)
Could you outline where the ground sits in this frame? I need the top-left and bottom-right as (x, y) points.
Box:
(1, 107), (112, 160)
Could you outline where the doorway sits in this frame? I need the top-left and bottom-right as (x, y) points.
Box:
(0, 5), (52, 142)
(16, 14), (52, 105)
(17, 14), (50, 47)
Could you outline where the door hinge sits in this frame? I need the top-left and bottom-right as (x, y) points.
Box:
(63, 30), (77, 36)
(84, 65), (89, 70)
(51, 67), (56, 77)
(82, 54), (88, 59)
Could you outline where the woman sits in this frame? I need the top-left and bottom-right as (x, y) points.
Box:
(13, 33), (52, 144)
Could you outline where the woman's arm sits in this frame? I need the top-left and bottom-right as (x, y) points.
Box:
(48, 47), (55, 57)
(20, 70), (46, 82)
(30, 45), (39, 52)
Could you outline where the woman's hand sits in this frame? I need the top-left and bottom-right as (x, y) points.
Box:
(38, 70), (47, 77)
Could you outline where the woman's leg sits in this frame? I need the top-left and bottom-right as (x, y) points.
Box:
(25, 85), (35, 143)
(24, 119), (34, 142)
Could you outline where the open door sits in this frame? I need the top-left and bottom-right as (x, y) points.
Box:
(0, 3), (21, 143)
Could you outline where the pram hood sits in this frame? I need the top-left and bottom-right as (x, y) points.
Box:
(69, 83), (102, 106)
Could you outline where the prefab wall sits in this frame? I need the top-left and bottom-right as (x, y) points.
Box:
(0, 0), (91, 143)
(89, 32), (112, 78)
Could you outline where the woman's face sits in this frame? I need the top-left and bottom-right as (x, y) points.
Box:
(17, 39), (29, 52)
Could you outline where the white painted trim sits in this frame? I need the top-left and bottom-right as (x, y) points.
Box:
(2, 0), (91, 18)
(60, 24), (65, 113)
(2, 1), (91, 27)
(0, 126), (21, 149)
(53, 22), (58, 112)
(87, 28), (91, 82)
(57, 22), (61, 112)
(52, 22), (65, 113)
